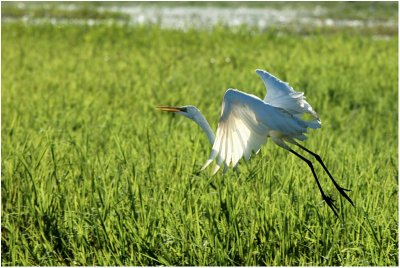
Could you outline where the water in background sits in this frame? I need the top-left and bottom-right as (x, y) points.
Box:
(2, 2), (397, 34)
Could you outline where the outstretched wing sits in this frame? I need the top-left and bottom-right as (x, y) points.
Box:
(201, 89), (315, 175)
(256, 69), (320, 121)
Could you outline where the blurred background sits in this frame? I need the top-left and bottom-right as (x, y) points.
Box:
(2, 1), (398, 35)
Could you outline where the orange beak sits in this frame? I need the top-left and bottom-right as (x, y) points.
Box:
(157, 106), (182, 112)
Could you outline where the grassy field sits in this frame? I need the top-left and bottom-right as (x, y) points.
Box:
(1, 7), (398, 266)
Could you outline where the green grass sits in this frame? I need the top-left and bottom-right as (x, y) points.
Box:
(1, 1), (130, 20)
(1, 20), (398, 266)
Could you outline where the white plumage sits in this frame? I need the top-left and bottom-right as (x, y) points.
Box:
(256, 69), (319, 120)
(200, 70), (321, 175)
(158, 69), (353, 217)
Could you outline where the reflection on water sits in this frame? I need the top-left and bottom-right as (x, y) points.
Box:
(2, 4), (397, 32)
(105, 6), (306, 29)
(103, 5), (397, 31)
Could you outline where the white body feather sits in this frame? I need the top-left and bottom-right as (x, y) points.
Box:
(201, 70), (321, 174)
(159, 69), (354, 216)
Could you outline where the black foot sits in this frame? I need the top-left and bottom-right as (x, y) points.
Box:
(323, 195), (339, 217)
(336, 186), (354, 207)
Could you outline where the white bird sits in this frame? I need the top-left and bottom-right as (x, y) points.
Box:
(158, 69), (353, 216)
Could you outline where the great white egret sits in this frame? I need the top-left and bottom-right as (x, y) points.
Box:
(158, 69), (353, 216)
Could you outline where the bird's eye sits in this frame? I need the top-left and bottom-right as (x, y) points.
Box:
(180, 107), (188, 112)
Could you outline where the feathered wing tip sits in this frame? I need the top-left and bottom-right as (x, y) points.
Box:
(200, 159), (213, 171)
(201, 149), (218, 172)
(256, 69), (320, 121)
(200, 149), (227, 176)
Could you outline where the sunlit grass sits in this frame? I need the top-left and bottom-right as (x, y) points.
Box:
(1, 2), (129, 20)
(1, 21), (398, 265)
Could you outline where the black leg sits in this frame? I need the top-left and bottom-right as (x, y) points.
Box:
(288, 149), (339, 217)
(295, 143), (354, 207)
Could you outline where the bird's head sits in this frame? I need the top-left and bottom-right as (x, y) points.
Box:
(157, 105), (201, 120)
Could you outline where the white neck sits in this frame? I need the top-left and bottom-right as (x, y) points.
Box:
(191, 113), (215, 145)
